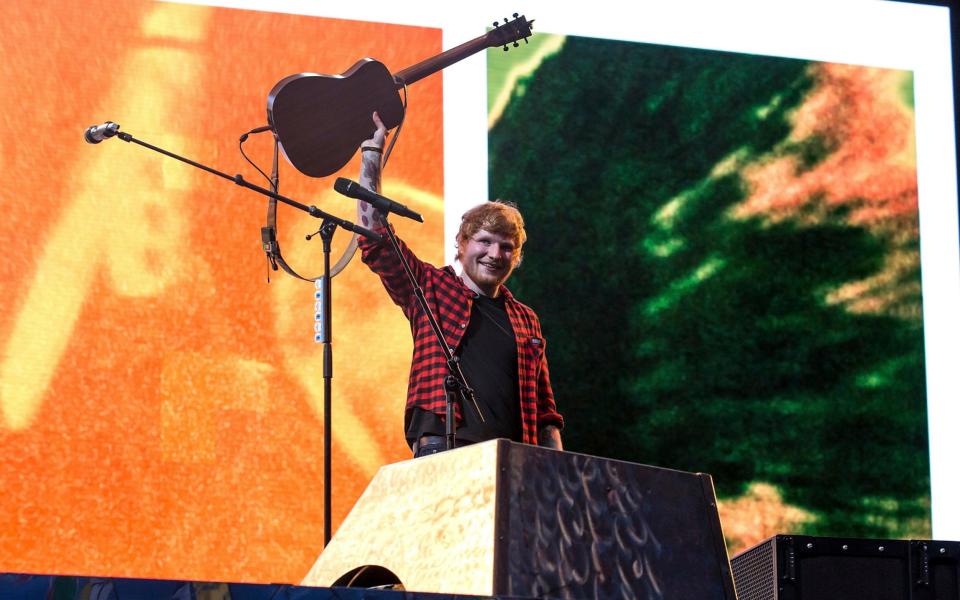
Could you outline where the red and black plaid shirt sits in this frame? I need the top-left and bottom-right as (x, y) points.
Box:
(359, 228), (563, 445)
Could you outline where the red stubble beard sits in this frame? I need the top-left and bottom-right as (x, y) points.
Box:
(462, 257), (514, 294)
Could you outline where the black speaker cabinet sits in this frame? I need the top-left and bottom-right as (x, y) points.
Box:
(731, 535), (960, 600)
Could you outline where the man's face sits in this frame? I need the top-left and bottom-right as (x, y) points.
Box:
(458, 229), (518, 297)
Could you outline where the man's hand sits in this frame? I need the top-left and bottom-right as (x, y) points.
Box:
(539, 425), (563, 450)
(363, 111), (388, 151)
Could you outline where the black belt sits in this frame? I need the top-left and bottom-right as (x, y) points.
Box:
(412, 435), (445, 454)
(412, 435), (477, 454)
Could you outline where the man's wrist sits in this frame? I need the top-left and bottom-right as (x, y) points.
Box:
(539, 425), (563, 450)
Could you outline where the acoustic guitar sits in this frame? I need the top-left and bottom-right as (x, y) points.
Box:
(266, 14), (533, 178)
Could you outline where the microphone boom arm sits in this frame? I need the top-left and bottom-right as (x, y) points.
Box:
(109, 127), (381, 242)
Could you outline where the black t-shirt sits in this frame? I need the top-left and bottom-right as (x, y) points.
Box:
(406, 293), (521, 446)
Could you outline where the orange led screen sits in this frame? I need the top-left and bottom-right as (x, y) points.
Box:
(0, 0), (442, 584)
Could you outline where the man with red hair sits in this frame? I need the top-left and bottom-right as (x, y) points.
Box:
(357, 113), (563, 457)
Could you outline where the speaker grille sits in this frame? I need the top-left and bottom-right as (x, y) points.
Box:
(731, 537), (777, 600)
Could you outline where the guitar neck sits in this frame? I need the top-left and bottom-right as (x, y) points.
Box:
(393, 32), (492, 88)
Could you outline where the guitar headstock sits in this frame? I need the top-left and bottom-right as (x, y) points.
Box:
(487, 13), (534, 51)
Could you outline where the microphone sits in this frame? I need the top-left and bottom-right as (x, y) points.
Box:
(84, 121), (120, 144)
(333, 178), (423, 223)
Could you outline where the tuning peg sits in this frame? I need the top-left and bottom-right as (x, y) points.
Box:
(493, 20), (499, 27)
(513, 12), (519, 18)
(513, 41), (519, 47)
(504, 16), (510, 23)
(502, 45), (508, 52)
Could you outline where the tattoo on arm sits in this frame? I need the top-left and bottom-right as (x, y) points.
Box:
(357, 152), (382, 227)
(360, 153), (381, 193)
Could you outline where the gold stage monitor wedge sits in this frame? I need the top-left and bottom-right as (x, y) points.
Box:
(302, 439), (736, 599)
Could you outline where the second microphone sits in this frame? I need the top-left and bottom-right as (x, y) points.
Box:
(333, 178), (423, 223)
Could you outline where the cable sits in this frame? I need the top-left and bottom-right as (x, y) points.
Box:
(240, 134), (273, 183)
(381, 82), (408, 172)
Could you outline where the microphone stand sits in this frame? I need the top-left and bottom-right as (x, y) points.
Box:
(373, 212), (484, 451)
(110, 128), (380, 549)
(316, 221), (335, 547)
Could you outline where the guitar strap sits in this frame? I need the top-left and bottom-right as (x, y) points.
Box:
(260, 133), (359, 283)
(259, 82), (407, 283)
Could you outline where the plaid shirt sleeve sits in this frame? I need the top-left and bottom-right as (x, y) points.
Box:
(506, 296), (564, 443)
(358, 223), (425, 321)
(358, 227), (472, 421)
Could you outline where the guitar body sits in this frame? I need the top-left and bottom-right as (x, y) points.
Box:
(267, 59), (405, 178)
(267, 15), (533, 178)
